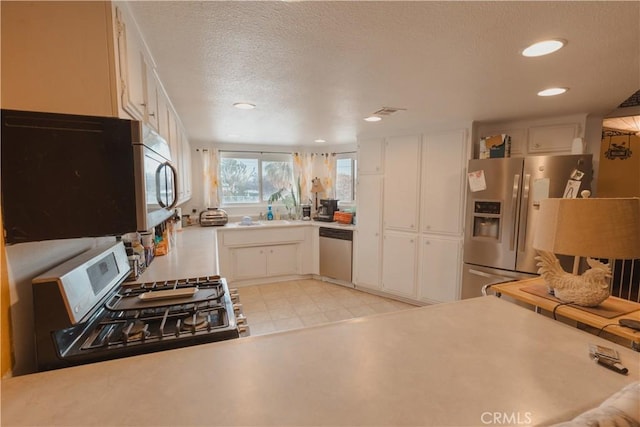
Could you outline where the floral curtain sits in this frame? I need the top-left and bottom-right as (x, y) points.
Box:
(292, 152), (336, 213)
(293, 152), (314, 204)
(200, 148), (220, 208)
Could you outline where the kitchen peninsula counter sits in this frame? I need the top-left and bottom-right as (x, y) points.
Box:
(2, 296), (638, 426)
(134, 226), (219, 283)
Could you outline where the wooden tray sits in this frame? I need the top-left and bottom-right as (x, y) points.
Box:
(106, 288), (223, 311)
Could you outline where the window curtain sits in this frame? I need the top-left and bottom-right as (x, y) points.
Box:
(200, 148), (220, 208)
(293, 153), (314, 204)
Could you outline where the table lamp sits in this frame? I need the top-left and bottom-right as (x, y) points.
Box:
(310, 177), (325, 214)
(533, 196), (640, 306)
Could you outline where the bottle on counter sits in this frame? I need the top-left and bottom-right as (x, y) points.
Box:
(266, 205), (274, 220)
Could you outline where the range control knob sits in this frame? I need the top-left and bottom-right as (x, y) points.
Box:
(233, 303), (243, 314)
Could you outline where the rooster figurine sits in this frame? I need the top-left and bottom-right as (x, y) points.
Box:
(535, 250), (612, 307)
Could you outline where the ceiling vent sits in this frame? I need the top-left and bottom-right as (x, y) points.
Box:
(618, 90), (640, 108)
(372, 106), (407, 116)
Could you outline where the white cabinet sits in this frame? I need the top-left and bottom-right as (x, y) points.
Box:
(418, 236), (462, 303)
(383, 135), (421, 231)
(1, 1), (118, 117)
(528, 123), (579, 153)
(382, 231), (418, 298)
(355, 175), (383, 290)
(179, 131), (193, 203)
(144, 69), (161, 131)
(421, 130), (468, 236)
(231, 244), (298, 280)
(357, 137), (385, 174)
(266, 245), (299, 276)
(232, 247), (268, 280)
(217, 226), (312, 285)
(115, 6), (147, 121)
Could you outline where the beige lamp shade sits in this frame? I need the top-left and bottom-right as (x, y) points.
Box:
(310, 177), (324, 193)
(533, 197), (640, 259)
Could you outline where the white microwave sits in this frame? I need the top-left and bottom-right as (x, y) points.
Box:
(1, 109), (178, 244)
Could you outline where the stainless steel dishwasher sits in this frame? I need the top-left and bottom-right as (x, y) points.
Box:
(319, 227), (353, 282)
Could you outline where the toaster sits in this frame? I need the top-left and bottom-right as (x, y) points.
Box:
(199, 208), (228, 226)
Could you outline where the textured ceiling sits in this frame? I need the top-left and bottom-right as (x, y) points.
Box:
(128, 1), (640, 146)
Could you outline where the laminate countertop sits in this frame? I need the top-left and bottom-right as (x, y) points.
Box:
(133, 226), (219, 283)
(2, 297), (638, 426)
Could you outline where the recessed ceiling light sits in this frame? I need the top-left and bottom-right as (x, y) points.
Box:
(522, 39), (566, 57)
(364, 116), (382, 122)
(538, 87), (568, 97)
(233, 102), (256, 110)
(314, 139), (326, 143)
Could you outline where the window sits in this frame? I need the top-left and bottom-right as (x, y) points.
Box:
(335, 153), (357, 202)
(219, 152), (293, 205)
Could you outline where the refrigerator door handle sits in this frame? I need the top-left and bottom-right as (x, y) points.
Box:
(510, 174), (520, 251)
(467, 269), (515, 295)
(518, 174), (531, 252)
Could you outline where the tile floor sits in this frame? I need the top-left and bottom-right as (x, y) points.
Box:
(237, 279), (418, 336)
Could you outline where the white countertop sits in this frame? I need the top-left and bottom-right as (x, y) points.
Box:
(134, 226), (219, 283)
(221, 219), (355, 231)
(2, 297), (638, 426)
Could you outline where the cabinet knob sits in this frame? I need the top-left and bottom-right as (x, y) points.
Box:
(149, 112), (155, 117)
(425, 241), (430, 245)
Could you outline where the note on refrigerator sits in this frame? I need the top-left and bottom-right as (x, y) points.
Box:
(532, 178), (550, 205)
(468, 170), (487, 192)
(563, 180), (581, 198)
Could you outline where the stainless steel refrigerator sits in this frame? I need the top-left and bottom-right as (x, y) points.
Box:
(461, 154), (593, 298)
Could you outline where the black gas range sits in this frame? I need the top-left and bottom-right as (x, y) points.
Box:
(32, 242), (247, 372)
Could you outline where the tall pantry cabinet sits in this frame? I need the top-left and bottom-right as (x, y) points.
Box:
(355, 129), (469, 303)
(354, 138), (385, 290)
(382, 135), (422, 298)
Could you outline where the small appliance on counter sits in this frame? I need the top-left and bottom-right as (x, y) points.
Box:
(200, 207), (228, 226)
(301, 204), (312, 220)
(315, 199), (339, 222)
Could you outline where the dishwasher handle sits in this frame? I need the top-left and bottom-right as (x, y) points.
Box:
(319, 227), (353, 240)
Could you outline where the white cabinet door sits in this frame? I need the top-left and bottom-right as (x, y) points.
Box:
(156, 88), (171, 142)
(180, 131), (192, 202)
(528, 123), (579, 154)
(355, 175), (383, 289)
(383, 135), (421, 231)
(115, 6), (146, 121)
(267, 244), (299, 276)
(232, 246), (267, 280)
(145, 69), (160, 131)
(357, 137), (384, 174)
(418, 236), (462, 303)
(421, 130), (468, 236)
(382, 231), (418, 298)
